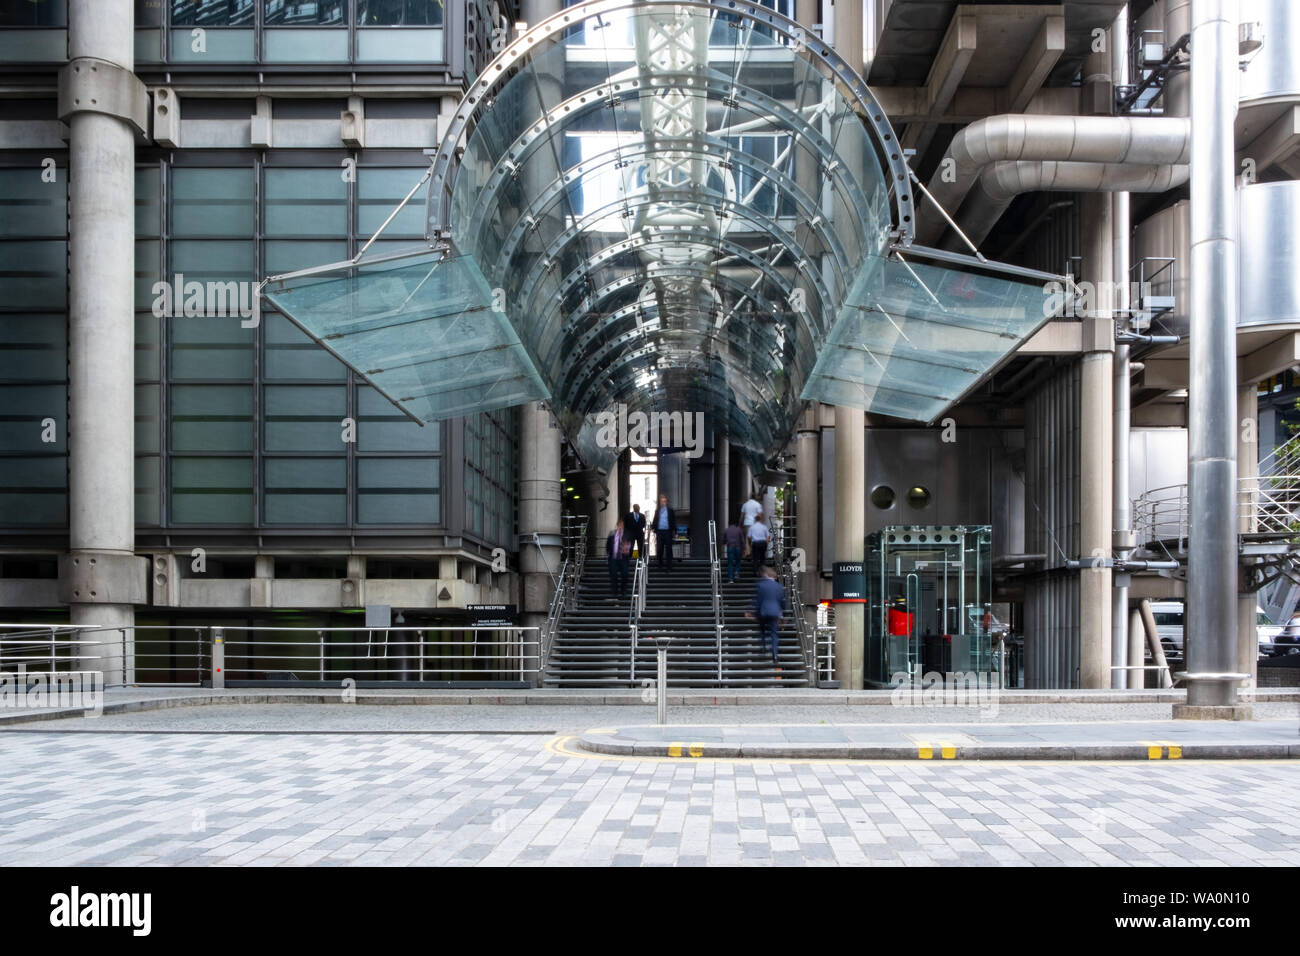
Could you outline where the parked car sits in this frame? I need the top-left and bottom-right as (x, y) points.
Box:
(1267, 614), (1300, 657)
(1258, 610), (1285, 657)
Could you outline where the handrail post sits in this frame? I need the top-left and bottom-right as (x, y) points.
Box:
(211, 627), (225, 690)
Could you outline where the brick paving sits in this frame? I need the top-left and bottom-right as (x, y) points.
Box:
(0, 730), (1297, 866)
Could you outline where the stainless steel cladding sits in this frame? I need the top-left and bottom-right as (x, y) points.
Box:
(1239, 181), (1300, 329)
(1238, 0), (1300, 109)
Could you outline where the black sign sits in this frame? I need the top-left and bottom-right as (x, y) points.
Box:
(832, 562), (866, 602)
(467, 604), (518, 627)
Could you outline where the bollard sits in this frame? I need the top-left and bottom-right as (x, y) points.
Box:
(656, 642), (668, 725)
(211, 627), (225, 690)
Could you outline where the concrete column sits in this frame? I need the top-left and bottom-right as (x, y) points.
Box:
(795, 0), (818, 32)
(1238, 382), (1259, 689)
(795, 419), (820, 602)
(518, 401), (562, 633)
(63, 0), (147, 685)
(714, 435), (730, 529)
(691, 429), (712, 561)
(1129, 607), (1146, 689)
(1080, 193), (1115, 689)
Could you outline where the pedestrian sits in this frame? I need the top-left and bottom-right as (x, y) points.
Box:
(740, 492), (762, 530)
(746, 565), (786, 664)
(606, 519), (631, 599)
(747, 512), (770, 575)
(624, 503), (647, 561)
(722, 516), (744, 584)
(651, 493), (675, 572)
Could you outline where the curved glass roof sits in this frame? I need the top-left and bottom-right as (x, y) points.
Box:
(265, 0), (1058, 472)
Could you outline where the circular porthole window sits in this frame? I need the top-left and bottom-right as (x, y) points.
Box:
(871, 485), (896, 509)
(907, 486), (932, 509)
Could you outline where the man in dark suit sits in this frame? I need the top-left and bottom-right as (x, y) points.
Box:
(606, 519), (631, 599)
(650, 494), (675, 572)
(624, 503), (647, 561)
(747, 566), (786, 664)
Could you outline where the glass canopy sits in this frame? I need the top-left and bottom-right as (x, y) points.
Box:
(265, 0), (1059, 471)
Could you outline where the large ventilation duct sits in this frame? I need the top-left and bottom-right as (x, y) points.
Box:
(956, 160), (1190, 247)
(918, 115), (1191, 245)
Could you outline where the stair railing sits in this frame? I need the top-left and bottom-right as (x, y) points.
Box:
(540, 515), (588, 677)
(776, 501), (819, 685)
(628, 556), (646, 682)
(708, 519), (723, 682)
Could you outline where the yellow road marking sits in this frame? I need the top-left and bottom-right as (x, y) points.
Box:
(668, 742), (683, 757)
(1148, 745), (1163, 759)
(940, 745), (956, 759)
(689, 743), (704, 757)
(542, 735), (1294, 767)
(918, 744), (933, 759)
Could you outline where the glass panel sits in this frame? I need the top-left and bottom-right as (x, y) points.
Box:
(802, 254), (1057, 421)
(0, 168), (66, 236)
(265, 169), (347, 237)
(172, 168), (255, 236)
(0, 0), (66, 25)
(263, 384), (347, 451)
(357, 385), (438, 451)
(265, 253), (547, 422)
(0, 316), (65, 382)
(170, 384), (253, 451)
(0, 240), (66, 309)
(137, 0), (164, 27)
(357, 1), (444, 26)
(0, 384), (65, 451)
(356, 27), (443, 62)
(357, 457), (440, 524)
(170, 0), (254, 26)
(263, 0), (347, 25)
(357, 167), (429, 238)
(263, 28), (349, 61)
(0, 458), (66, 526)
(264, 311), (347, 381)
(136, 455), (161, 526)
(169, 27), (255, 61)
(136, 384), (162, 454)
(171, 457), (253, 524)
(265, 457), (346, 524)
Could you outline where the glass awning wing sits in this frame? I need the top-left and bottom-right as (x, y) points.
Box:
(802, 252), (1058, 422)
(264, 253), (548, 422)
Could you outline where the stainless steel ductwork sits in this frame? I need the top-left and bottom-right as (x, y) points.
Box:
(956, 160), (1190, 247)
(918, 115), (1192, 245)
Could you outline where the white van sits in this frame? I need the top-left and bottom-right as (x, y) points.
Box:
(1148, 601), (1281, 657)
(1148, 601), (1184, 655)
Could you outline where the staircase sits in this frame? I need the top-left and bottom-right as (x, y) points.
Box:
(1133, 438), (1300, 624)
(543, 556), (809, 687)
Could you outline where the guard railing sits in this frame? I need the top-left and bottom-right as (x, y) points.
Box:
(628, 557), (646, 682)
(708, 518), (724, 681)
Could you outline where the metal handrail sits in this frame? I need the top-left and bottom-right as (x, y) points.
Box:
(628, 557), (646, 682)
(540, 515), (589, 679)
(708, 519), (723, 682)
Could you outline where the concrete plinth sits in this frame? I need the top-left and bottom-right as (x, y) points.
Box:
(1172, 703), (1254, 721)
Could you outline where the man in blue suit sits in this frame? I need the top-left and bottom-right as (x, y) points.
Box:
(747, 565), (786, 664)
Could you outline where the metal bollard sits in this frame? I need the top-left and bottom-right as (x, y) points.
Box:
(656, 642), (668, 725)
(211, 627), (225, 690)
